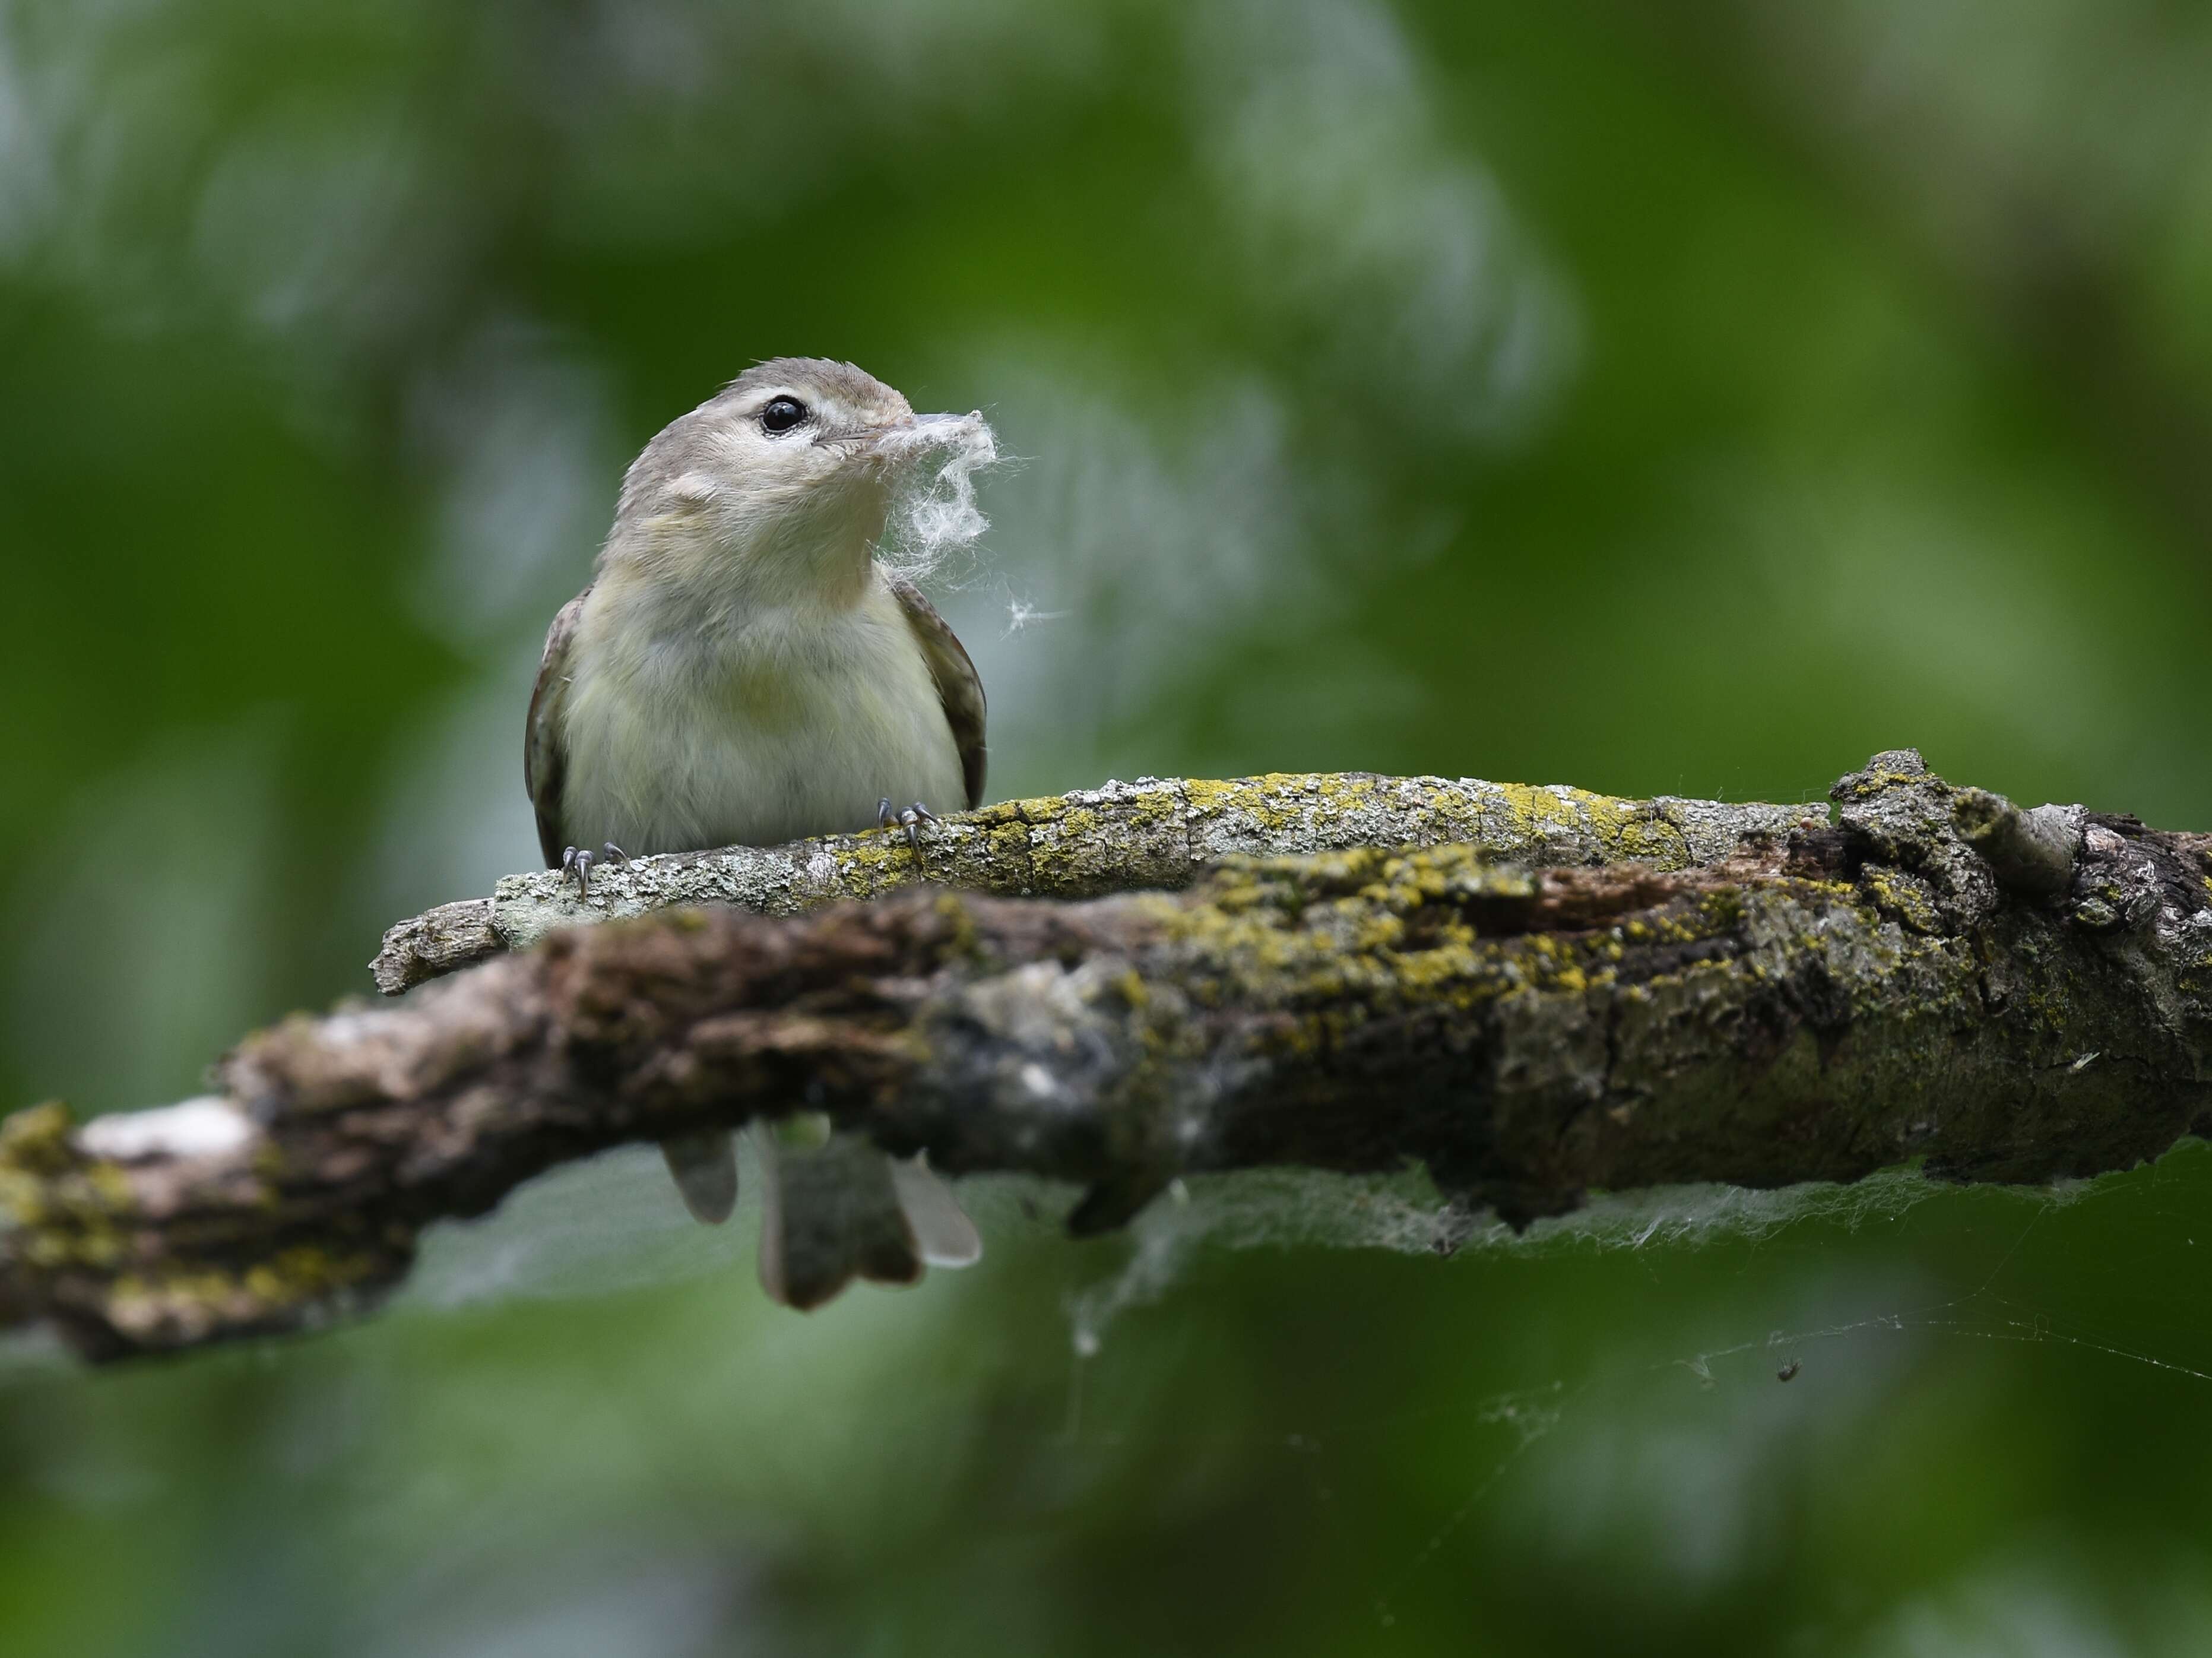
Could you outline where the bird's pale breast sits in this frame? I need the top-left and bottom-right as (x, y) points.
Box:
(557, 572), (964, 856)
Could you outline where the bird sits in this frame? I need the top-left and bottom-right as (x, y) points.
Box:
(525, 357), (987, 1308)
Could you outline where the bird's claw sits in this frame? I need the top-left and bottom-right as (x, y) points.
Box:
(561, 843), (628, 898)
(562, 845), (593, 897)
(877, 798), (942, 868)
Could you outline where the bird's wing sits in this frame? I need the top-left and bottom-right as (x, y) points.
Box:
(525, 588), (589, 868)
(888, 574), (987, 810)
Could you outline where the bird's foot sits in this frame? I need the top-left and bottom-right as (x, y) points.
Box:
(560, 843), (630, 898)
(877, 798), (942, 869)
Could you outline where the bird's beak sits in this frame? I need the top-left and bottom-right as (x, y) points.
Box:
(814, 414), (918, 456)
(816, 411), (990, 474)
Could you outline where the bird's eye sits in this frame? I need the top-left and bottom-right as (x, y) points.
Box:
(760, 396), (809, 435)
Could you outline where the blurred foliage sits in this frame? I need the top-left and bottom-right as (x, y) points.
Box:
(5, 0), (2212, 1652)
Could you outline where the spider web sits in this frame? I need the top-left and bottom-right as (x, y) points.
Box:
(378, 1128), (2212, 1645)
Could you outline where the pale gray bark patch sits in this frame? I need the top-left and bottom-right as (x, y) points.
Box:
(1953, 786), (2085, 900)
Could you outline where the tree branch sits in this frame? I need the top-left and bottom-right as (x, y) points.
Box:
(370, 773), (1815, 993)
(8, 752), (2210, 1362)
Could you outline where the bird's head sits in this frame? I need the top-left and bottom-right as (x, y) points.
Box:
(609, 357), (942, 604)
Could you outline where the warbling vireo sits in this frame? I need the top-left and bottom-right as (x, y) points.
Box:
(525, 358), (988, 1308)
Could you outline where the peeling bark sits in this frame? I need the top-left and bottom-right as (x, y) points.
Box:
(7, 753), (2211, 1362)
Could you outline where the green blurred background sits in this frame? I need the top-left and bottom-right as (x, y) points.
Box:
(8, 0), (2212, 1651)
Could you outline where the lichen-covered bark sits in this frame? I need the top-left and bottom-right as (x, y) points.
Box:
(372, 771), (1820, 993)
(8, 753), (2211, 1362)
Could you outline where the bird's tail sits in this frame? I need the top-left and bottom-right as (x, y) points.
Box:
(753, 1121), (983, 1310)
(660, 1129), (740, 1224)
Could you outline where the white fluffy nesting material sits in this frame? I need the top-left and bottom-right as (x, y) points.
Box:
(876, 409), (1002, 582)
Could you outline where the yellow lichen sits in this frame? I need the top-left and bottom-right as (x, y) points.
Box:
(0, 1101), (75, 1178)
(107, 1244), (385, 1342)
(1860, 869), (1940, 935)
